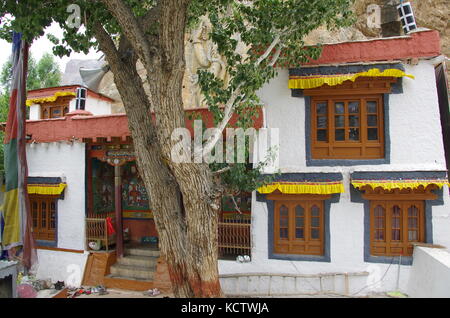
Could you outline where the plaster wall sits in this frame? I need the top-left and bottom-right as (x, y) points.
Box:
(257, 61), (447, 173)
(26, 141), (86, 251)
(29, 96), (112, 120)
(219, 60), (450, 296)
(29, 104), (40, 120)
(407, 246), (450, 298)
(35, 249), (88, 288)
(68, 96), (112, 116)
(219, 189), (413, 295)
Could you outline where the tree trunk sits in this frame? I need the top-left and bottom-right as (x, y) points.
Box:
(95, 0), (223, 297)
(149, 1), (223, 297)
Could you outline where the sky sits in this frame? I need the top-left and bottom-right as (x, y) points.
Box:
(0, 22), (103, 75)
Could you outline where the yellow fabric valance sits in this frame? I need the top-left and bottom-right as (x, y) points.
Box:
(288, 68), (415, 90)
(258, 181), (344, 195)
(26, 91), (76, 106)
(351, 179), (449, 191)
(27, 183), (67, 196)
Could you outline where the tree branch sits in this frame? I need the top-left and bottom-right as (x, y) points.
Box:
(268, 43), (283, 67)
(255, 33), (281, 66)
(140, 0), (161, 31)
(199, 84), (242, 158)
(212, 166), (232, 176)
(92, 21), (122, 67)
(230, 195), (242, 215)
(100, 0), (159, 71)
(200, 33), (282, 158)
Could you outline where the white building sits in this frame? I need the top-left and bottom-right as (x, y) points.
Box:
(2, 29), (449, 297)
(219, 29), (450, 296)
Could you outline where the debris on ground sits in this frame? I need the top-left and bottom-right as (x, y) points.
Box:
(68, 285), (109, 298)
(143, 288), (161, 297)
(17, 283), (38, 298)
(16, 272), (62, 298)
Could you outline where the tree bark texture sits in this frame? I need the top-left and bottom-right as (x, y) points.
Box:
(96, 0), (223, 297)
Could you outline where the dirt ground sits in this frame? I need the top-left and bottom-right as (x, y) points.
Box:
(75, 288), (173, 298)
(75, 288), (394, 298)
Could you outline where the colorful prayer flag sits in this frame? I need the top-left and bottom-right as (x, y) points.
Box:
(1, 32), (35, 269)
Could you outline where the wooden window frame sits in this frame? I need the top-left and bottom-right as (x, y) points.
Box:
(30, 195), (59, 243)
(369, 200), (425, 257)
(362, 185), (434, 257)
(40, 96), (72, 119)
(269, 194), (330, 256)
(311, 95), (384, 159)
(41, 105), (70, 119)
(306, 77), (396, 160)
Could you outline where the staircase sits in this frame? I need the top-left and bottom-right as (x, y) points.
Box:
(104, 245), (160, 291)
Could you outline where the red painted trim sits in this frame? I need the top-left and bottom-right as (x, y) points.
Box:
(25, 108), (264, 143)
(303, 30), (441, 66)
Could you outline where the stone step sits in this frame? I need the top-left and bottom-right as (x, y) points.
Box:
(125, 246), (160, 257)
(117, 255), (158, 268)
(104, 274), (154, 291)
(110, 264), (155, 280)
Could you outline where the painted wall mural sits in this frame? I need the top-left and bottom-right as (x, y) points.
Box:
(91, 159), (153, 219)
(121, 161), (153, 219)
(92, 158), (115, 214)
(92, 159), (252, 221)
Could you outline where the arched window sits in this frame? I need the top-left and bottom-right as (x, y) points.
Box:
(370, 200), (425, 257)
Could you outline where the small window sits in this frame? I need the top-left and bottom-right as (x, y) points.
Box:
(274, 199), (325, 255)
(30, 195), (58, 243)
(311, 96), (384, 159)
(397, 2), (417, 34)
(370, 200), (425, 256)
(76, 87), (87, 110)
(41, 105), (69, 119)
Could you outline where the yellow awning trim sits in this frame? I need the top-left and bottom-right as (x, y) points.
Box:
(288, 68), (415, 90)
(26, 91), (76, 106)
(27, 183), (67, 196)
(258, 182), (344, 195)
(351, 180), (449, 191)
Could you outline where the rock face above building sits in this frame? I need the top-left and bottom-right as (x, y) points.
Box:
(62, 59), (105, 86)
(408, 0), (449, 57)
(96, 0), (449, 112)
(351, 0), (449, 56)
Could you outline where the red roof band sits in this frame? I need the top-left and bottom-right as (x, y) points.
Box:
(25, 108), (264, 143)
(304, 30), (441, 66)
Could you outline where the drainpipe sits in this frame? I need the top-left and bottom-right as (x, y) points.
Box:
(114, 165), (124, 258)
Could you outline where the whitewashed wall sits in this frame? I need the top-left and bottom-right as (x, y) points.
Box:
(29, 104), (40, 120)
(256, 61), (447, 173)
(69, 96), (112, 115)
(219, 60), (450, 296)
(407, 246), (450, 298)
(27, 141), (87, 285)
(35, 249), (88, 287)
(29, 96), (112, 121)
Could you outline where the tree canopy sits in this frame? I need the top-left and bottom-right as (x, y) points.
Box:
(0, 52), (61, 170)
(0, 0), (355, 297)
(0, 52), (62, 93)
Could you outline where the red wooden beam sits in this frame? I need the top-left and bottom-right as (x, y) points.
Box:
(303, 30), (441, 66)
